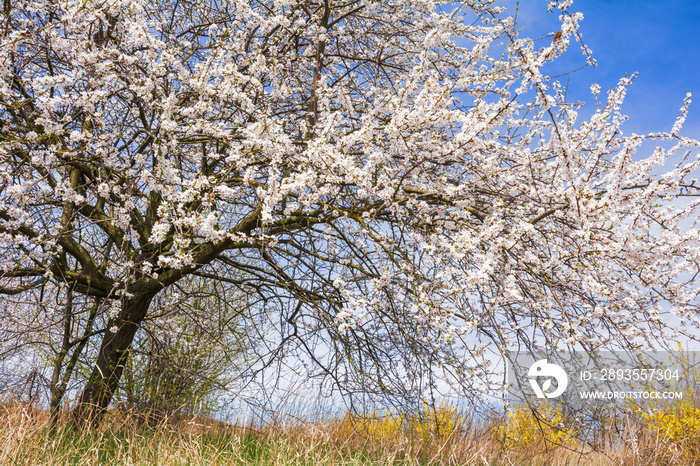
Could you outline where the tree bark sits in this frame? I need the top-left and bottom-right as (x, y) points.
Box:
(73, 291), (155, 425)
(50, 296), (99, 427)
(71, 239), (242, 426)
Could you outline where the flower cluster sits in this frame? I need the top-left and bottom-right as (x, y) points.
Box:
(1, 0), (699, 412)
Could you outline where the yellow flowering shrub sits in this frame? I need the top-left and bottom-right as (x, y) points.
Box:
(637, 348), (700, 462)
(642, 403), (700, 459)
(332, 402), (467, 442)
(495, 403), (575, 449)
(417, 402), (464, 439)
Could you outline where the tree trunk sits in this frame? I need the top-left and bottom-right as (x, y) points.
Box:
(49, 289), (73, 426)
(50, 293), (100, 427)
(73, 292), (155, 425)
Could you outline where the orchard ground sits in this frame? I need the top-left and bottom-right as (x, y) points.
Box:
(1, 396), (699, 465)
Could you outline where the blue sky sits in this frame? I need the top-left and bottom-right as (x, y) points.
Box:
(500, 0), (700, 138)
(495, 1), (700, 351)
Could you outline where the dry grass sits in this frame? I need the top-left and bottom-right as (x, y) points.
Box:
(0, 401), (697, 465)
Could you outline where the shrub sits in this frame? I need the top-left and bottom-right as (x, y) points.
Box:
(637, 349), (700, 463)
(495, 403), (576, 449)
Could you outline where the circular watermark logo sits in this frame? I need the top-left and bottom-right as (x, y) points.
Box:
(527, 359), (569, 399)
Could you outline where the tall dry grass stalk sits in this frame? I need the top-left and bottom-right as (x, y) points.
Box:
(0, 400), (697, 465)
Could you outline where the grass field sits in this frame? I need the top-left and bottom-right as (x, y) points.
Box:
(1, 401), (698, 465)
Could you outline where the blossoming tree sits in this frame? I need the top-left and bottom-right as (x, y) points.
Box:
(2, 0), (699, 424)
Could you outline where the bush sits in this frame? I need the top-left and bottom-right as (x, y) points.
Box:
(333, 402), (468, 442)
(494, 403), (577, 450)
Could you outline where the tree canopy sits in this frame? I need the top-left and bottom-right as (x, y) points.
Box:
(1, 0), (699, 423)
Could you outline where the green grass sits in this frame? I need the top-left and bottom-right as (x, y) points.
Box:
(1, 403), (698, 465)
